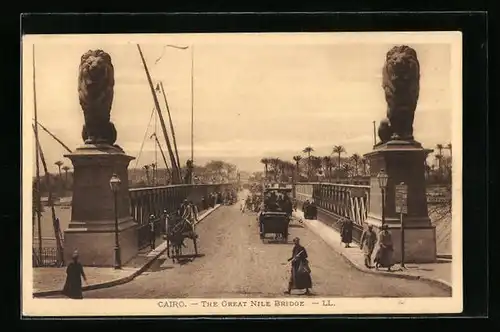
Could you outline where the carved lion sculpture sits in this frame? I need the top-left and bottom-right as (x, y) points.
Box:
(378, 45), (420, 143)
(78, 49), (117, 145)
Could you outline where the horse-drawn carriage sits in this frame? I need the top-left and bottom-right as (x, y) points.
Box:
(258, 185), (294, 242)
(165, 212), (198, 263)
(258, 211), (290, 242)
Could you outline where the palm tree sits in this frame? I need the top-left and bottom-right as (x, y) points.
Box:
(435, 154), (443, 180)
(446, 143), (452, 158)
(424, 160), (431, 180)
(292, 155), (302, 182)
(361, 157), (368, 176)
(61, 165), (70, 188)
(302, 146), (314, 179)
(332, 145), (346, 173)
(322, 156), (331, 180)
(260, 158), (270, 180)
(310, 156), (322, 180)
(341, 163), (353, 178)
(350, 153), (361, 176)
(54, 160), (63, 181)
(270, 158), (282, 182)
(435, 144), (444, 170)
(143, 165), (151, 185)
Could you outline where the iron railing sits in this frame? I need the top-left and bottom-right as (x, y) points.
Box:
(32, 247), (63, 267)
(137, 216), (164, 250)
(130, 183), (237, 249)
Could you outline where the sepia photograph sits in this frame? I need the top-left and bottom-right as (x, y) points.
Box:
(22, 32), (462, 316)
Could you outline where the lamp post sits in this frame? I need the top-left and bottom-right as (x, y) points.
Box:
(377, 169), (389, 227)
(109, 173), (122, 269)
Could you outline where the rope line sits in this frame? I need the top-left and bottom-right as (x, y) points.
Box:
(134, 107), (156, 169)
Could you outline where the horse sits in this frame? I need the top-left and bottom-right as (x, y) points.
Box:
(166, 215), (198, 263)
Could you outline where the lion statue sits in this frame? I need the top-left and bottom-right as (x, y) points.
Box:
(377, 45), (420, 143)
(78, 49), (117, 145)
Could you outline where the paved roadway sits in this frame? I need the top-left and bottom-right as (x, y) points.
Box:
(76, 193), (450, 299)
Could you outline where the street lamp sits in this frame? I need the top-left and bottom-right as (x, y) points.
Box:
(109, 173), (122, 269)
(377, 169), (389, 227)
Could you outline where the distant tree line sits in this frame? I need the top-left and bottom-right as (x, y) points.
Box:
(259, 142), (452, 186)
(260, 145), (369, 184)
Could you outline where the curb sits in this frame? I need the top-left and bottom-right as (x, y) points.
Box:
(33, 204), (222, 298)
(294, 213), (453, 293)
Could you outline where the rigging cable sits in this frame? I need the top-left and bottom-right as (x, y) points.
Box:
(134, 107), (156, 169)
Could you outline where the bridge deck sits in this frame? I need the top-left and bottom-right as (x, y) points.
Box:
(75, 201), (450, 299)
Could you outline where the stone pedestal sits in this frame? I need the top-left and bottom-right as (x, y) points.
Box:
(363, 140), (436, 264)
(63, 144), (139, 267)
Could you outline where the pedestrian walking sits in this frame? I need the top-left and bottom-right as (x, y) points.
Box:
(149, 215), (156, 250)
(340, 218), (353, 248)
(374, 224), (394, 271)
(284, 237), (313, 295)
(62, 250), (87, 299)
(360, 224), (378, 268)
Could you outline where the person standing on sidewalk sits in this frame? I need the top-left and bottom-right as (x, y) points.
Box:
(374, 224), (394, 271)
(360, 224), (378, 268)
(149, 215), (156, 250)
(340, 218), (354, 248)
(163, 210), (169, 238)
(62, 250), (87, 299)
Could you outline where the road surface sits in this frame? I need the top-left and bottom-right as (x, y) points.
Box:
(77, 196), (450, 298)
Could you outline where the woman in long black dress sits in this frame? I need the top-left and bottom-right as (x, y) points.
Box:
(62, 250), (87, 299)
(285, 237), (312, 295)
(340, 218), (353, 248)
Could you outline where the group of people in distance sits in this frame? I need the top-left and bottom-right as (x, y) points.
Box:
(262, 190), (293, 216)
(339, 217), (394, 271)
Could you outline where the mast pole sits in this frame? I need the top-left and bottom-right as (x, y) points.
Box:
(32, 124), (64, 265)
(159, 81), (181, 172)
(33, 120), (72, 153)
(136, 44), (180, 184)
(32, 45), (43, 259)
(190, 46), (194, 175)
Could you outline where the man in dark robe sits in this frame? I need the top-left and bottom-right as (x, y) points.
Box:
(285, 237), (312, 295)
(62, 250), (87, 299)
(308, 200), (317, 219)
(360, 224), (378, 268)
(340, 218), (354, 248)
(374, 224), (394, 271)
(148, 214), (156, 250)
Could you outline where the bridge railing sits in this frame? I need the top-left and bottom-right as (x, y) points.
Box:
(294, 181), (451, 243)
(295, 182), (370, 243)
(129, 183), (236, 248)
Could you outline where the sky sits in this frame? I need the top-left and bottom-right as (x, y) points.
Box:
(23, 33), (461, 174)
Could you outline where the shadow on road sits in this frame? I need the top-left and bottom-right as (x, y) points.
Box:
(265, 239), (294, 245)
(170, 253), (206, 265)
(288, 224), (304, 229)
(148, 258), (174, 272)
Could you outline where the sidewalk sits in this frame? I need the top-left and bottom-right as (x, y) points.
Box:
(33, 204), (222, 297)
(292, 210), (452, 291)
